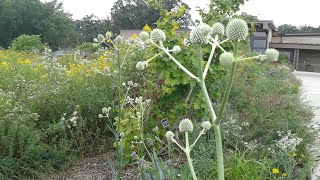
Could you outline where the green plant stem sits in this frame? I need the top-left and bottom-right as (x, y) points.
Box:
(197, 44), (224, 180)
(190, 129), (205, 150)
(216, 41), (238, 125)
(203, 35), (218, 79)
(238, 55), (264, 61)
(185, 132), (197, 180)
(213, 125), (224, 180)
(117, 49), (123, 180)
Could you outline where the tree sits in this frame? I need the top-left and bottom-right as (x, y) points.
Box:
(0, 0), (76, 49)
(277, 24), (320, 34)
(75, 14), (113, 43)
(110, 0), (192, 32)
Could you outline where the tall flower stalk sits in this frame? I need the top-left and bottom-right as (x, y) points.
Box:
(138, 18), (278, 179)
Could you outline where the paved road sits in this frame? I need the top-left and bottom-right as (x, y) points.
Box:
(293, 71), (320, 180)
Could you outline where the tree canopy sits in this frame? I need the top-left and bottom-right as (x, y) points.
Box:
(0, 0), (77, 50)
(277, 24), (320, 34)
(110, 0), (192, 32)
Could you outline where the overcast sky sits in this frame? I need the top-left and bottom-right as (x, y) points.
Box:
(47, 0), (320, 27)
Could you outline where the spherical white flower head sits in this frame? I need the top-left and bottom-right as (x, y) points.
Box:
(150, 29), (166, 43)
(98, 34), (105, 42)
(265, 48), (279, 61)
(172, 45), (181, 54)
(211, 22), (225, 36)
(165, 131), (175, 141)
(105, 31), (112, 39)
(115, 35), (123, 45)
(190, 24), (212, 44)
(226, 18), (248, 41)
(98, 114), (103, 118)
(179, 118), (193, 133)
(219, 52), (234, 67)
(93, 38), (99, 43)
(201, 121), (212, 130)
(139, 31), (149, 41)
(119, 132), (125, 138)
(102, 107), (108, 114)
(136, 61), (146, 70)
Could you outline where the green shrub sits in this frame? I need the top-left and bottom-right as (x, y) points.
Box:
(278, 51), (289, 63)
(10, 34), (47, 52)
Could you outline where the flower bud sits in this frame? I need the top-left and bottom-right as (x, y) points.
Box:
(127, 81), (133, 86)
(98, 114), (103, 118)
(201, 121), (212, 130)
(172, 45), (181, 54)
(115, 35), (123, 45)
(179, 118), (193, 133)
(226, 18), (248, 41)
(105, 31), (112, 39)
(98, 34), (105, 42)
(120, 132), (125, 138)
(165, 131), (175, 141)
(93, 38), (99, 43)
(190, 24), (212, 44)
(150, 29), (166, 43)
(136, 61), (146, 70)
(102, 107), (108, 114)
(219, 52), (234, 67)
(139, 31), (149, 41)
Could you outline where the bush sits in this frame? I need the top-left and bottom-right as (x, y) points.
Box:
(10, 34), (47, 52)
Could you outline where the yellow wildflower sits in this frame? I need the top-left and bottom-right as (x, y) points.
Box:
(0, 62), (9, 69)
(301, 153), (305, 158)
(281, 173), (287, 177)
(40, 74), (47, 80)
(143, 24), (152, 32)
(272, 168), (279, 174)
(293, 152), (297, 157)
(132, 33), (138, 39)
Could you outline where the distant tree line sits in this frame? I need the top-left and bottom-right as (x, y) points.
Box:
(277, 24), (320, 34)
(0, 0), (192, 50)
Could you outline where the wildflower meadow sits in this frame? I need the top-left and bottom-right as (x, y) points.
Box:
(0, 0), (316, 180)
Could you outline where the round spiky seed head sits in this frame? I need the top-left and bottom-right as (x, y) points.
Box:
(97, 34), (105, 42)
(211, 22), (225, 36)
(93, 38), (98, 43)
(105, 31), (112, 39)
(179, 118), (193, 133)
(102, 107), (108, 114)
(172, 45), (181, 54)
(226, 18), (248, 41)
(136, 61), (146, 70)
(165, 131), (175, 141)
(127, 81), (133, 86)
(150, 29), (166, 43)
(201, 121), (212, 130)
(219, 52), (234, 67)
(190, 24), (212, 44)
(98, 114), (103, 118)
(139, 31), (149, 41)
(115, 35), (123, 45)
(265, 48), (279, 61)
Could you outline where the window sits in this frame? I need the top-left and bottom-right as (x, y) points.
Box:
(253, 39), (267, 49)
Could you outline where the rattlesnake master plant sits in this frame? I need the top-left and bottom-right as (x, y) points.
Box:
(179, 118), (194, 132)
(226, 18), (248, 41)
(150, 29), (166, 43)
(139, 31), (149, 41)
(134, 18), (279, 180)
(265, 48), (280, 61)
(219, 52), (234, 67)
(190, 24), (212, 44)
(211, 22), (225, 36)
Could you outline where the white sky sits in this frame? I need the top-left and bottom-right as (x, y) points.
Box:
(45, 0), (320, 27)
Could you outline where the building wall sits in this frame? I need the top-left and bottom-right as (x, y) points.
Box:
(298, 49), (320, 72)
(272, 36), (320, 44)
